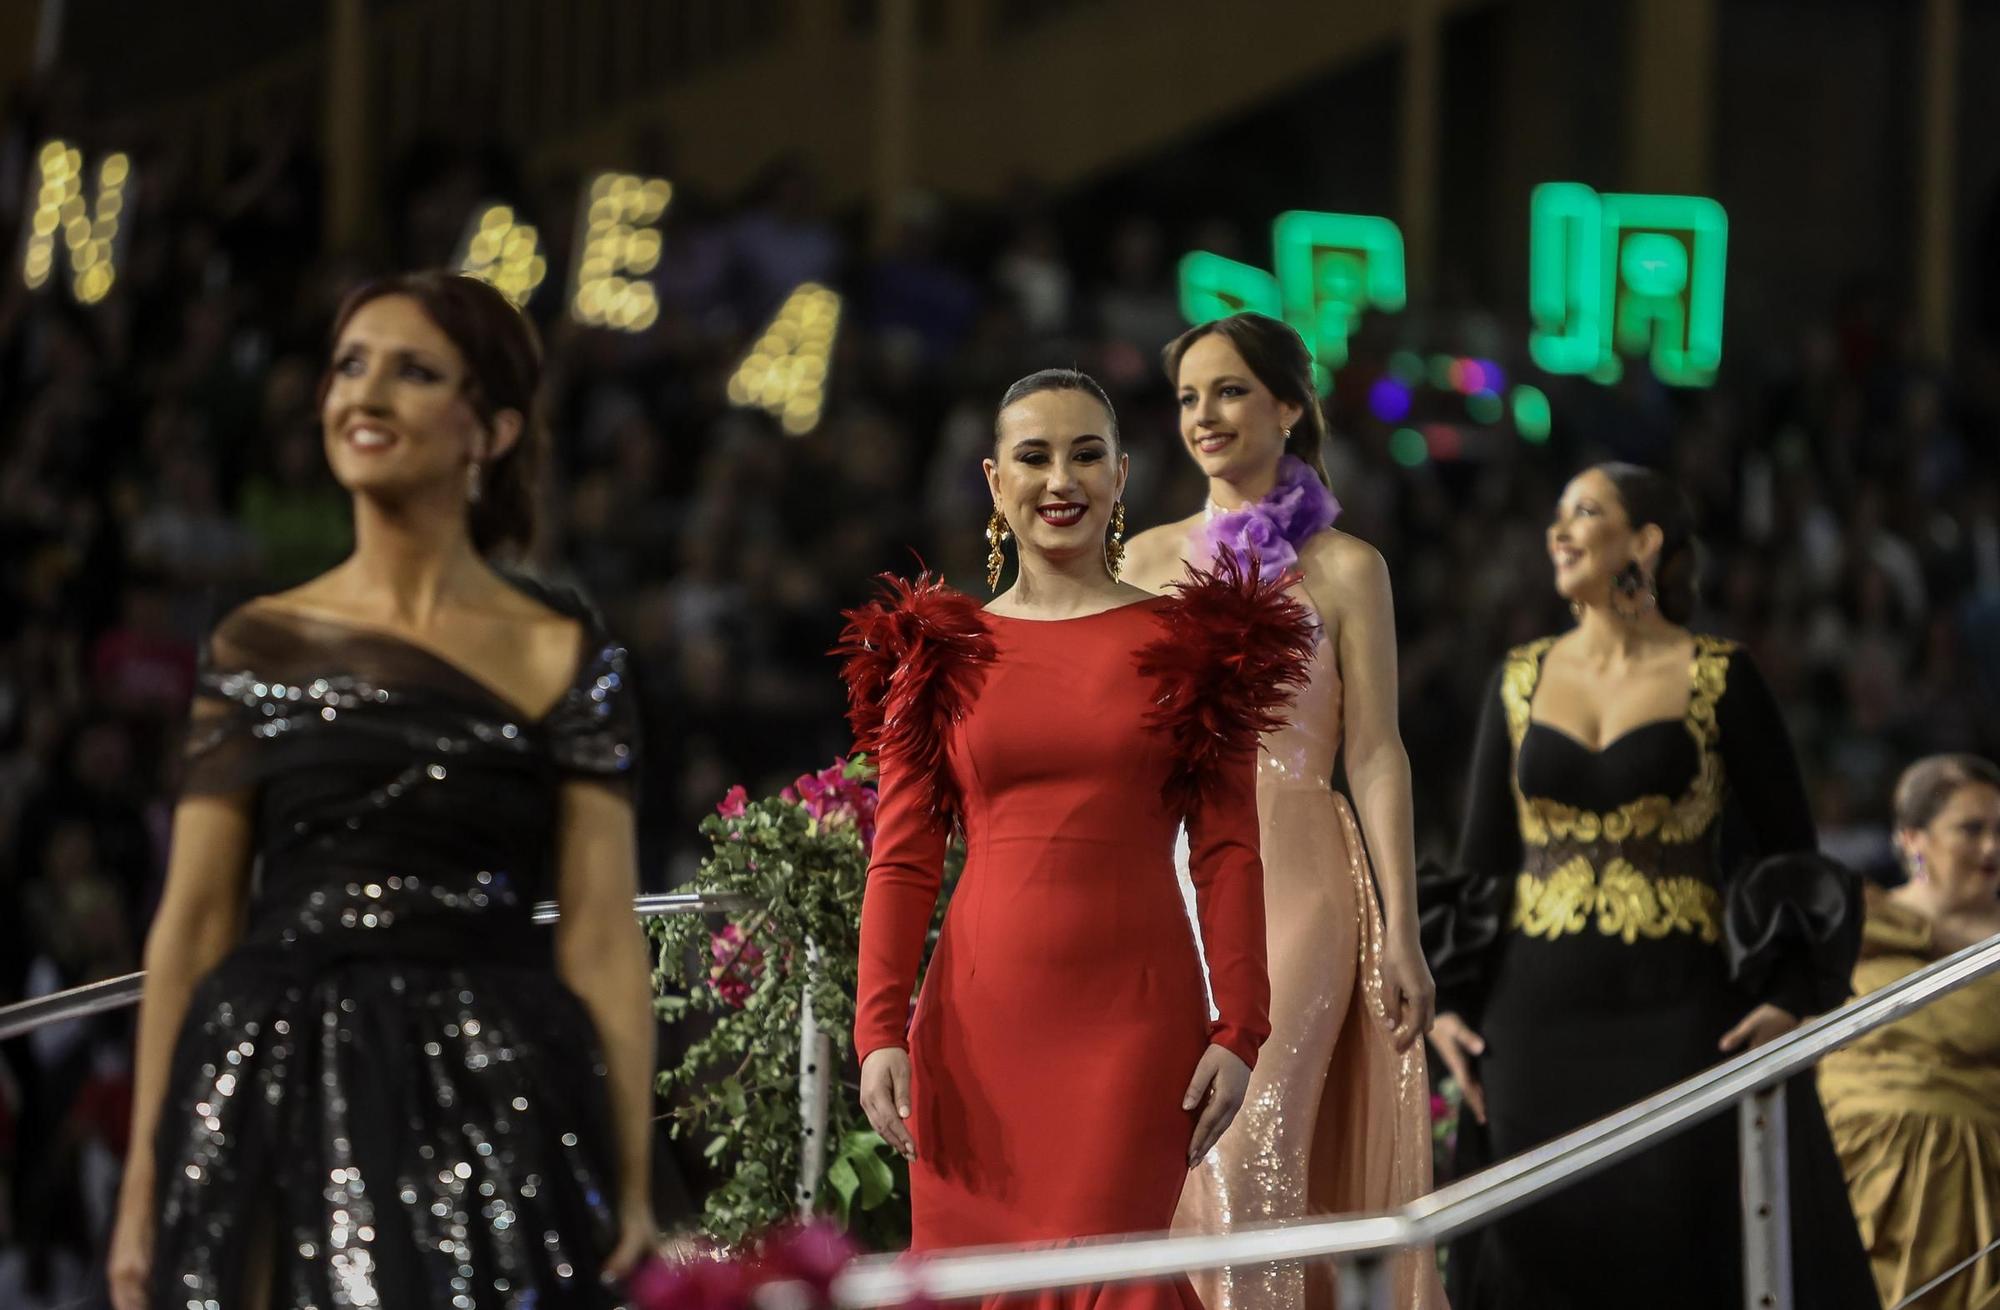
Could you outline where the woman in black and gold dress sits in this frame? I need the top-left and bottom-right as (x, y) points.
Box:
(106, 273), (658, 1309)
(1423, 463), (1877, 1309)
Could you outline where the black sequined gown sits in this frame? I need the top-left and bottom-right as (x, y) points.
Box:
(150, 593), (638, 1309)
(1423, 636), (1877, 1309)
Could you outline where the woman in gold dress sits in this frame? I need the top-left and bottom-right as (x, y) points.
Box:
(1820, 753), (2000, 1310)
(1125, 313), (1443, 1310)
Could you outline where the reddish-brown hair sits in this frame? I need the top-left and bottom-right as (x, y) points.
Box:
(321, 271), (548, 557)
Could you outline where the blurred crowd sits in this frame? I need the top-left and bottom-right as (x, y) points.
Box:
(1, 102), (1997, 1301)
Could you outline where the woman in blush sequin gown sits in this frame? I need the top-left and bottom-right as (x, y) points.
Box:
(840, 370), (1314, 1309)
(1125, 315), (1444, 1310)
(106, 273), (658, 1310)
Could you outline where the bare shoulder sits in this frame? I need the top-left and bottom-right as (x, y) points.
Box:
(1122, 512), (1204, 594)
(1298, 529), (1391, 610)
(481, 580), (590, 675)
(240, 575), (340, 620)
(215, 576), (343, 644)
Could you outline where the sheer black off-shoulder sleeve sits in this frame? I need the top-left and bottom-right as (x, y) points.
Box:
(1421, 663), (1518, 1025)
(503, 574), (641, 784)
(180, 608), (300, 796)
(541, 620), (640, 783)
(1715, 650), (1860, 1017)
(180, 586), (640, 798)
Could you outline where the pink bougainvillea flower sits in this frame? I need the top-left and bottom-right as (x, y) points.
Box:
(623, 1224), (860, 1310)
(787, 757), (880, 849)
(623, 1247), (757, 1310)
(761, 1221), (858, 1294)
(706, 924), (765, 1008)
(716, 785), (749, 820)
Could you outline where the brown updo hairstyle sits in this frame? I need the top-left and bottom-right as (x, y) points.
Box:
(1893, 754), (2000, 833)
(1161, 312), (1332, 489)
(1593, 462), (1701, 624)
(319, 271), (548, 558)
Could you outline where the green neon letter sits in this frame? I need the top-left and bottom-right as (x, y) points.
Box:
(1272, 211), (1406, 373)
(1177, 251), (1281, 325)
(1529, 183), (1726, 387)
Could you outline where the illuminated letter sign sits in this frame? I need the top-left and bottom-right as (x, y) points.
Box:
(1272, 210), (1406, 378)
(1178, 212), (1407, 392)
(1176, 250), (1280, 325)
(1529, 182), (1726, 386)
(456, 203), (548, 308)
(21, 140), (131, 305)
(727, 283), (842, 435)
(571, 172), (671, 331)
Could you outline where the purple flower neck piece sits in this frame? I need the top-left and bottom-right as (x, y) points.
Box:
(1197, 455), (1341, 577)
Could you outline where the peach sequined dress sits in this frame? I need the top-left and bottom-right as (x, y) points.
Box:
(1174, 589), (1445, 1310)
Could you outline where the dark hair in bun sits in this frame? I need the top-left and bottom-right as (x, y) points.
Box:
(1595, 462), (1700, 624)
(995, 368), (1118, 447)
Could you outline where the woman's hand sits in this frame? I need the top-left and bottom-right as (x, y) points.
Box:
(859, 1047), (917, 1161)
(601, 1204), (660, 1284)
(1183, 1044), (1252, 1167)
(1719, 1003), (1799, 1053)
(1427, 1012), (1487, 1125)
(1380, 926), (1438, 1052)
(107, 1172), (154, 1310)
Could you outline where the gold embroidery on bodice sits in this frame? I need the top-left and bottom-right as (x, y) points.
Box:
(1512, 857), (1723, 945)
(1501, 635), (1734, 942)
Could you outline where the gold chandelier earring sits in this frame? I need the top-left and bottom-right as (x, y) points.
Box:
(1105, 501), (1127, 581)
(985, 505), (1011, 592)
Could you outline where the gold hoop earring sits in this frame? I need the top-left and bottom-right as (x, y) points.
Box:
(985, 505), (1010, 592)
(1105, 501), (1126, 581)
(467, 461), (483, 505)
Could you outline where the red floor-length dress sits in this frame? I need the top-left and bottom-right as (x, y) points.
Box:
(839, 563), (1314, 1308)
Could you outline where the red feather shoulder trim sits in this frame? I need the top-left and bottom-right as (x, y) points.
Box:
(1137, 554), (1317, 814)
(834, 573), (995, 825)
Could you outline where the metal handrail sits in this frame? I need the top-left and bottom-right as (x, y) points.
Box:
(1892, 1232), (2000, 1309)
(831, 931), (2000, 1306)
(0, 891), (752, 1042)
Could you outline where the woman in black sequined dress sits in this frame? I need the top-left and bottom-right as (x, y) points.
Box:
(107, 273), (658, 1309)
(1422, 464), (1877, 1309)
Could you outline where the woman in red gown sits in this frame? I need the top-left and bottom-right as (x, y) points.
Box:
(839, 369), (1314, 1305)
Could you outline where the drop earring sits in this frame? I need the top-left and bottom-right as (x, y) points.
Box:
(985, 505), (1010, 592)
(1611, 561), (1656, 621)
(467, 460), (483, 505)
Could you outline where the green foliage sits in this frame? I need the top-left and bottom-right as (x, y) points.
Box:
(646, 758), (957, 1249)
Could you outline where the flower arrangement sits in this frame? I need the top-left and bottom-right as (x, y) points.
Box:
(1430, 1075), (1463, 1168)
(624, 1222), (867, 1310)
(1429, 1074), (1464, 1279)
(649, 756), (957, 1249)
